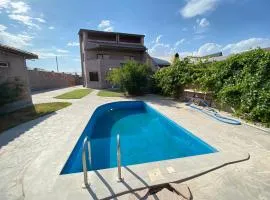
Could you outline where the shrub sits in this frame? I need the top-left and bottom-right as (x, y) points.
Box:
(107, 61), (152, 95)
(0, 78), (24, 106)
(199, 49), (270, 126)
(153, 48), (270, 126)
(153, 58), (195, 98)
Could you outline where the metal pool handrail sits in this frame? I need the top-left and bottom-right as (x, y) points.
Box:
(82, 136), (91, 187)
(117, 133), (122, 182)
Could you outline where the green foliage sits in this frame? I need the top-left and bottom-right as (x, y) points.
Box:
(153, 58), (197, 98)
(199, 49), (270, 126)
(0, 78), (23, 106)
(153, 48), (270, 126)
(107, 61), (152, 95)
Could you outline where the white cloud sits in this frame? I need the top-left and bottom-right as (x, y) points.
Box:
(149, 35), (175, 61)
(0, 1), (10, 10)
(175, 39), (186, 46)
(180, 0), (220, 18)
(0, 24), (7, 31)
(0, 24), (33, 48)
(56, 49), (69, 53)
(10, 1), (30, 14)
(1, 1), (46, 29)
(103, 26), (113, 32)
(67, 41), (79, 46)
(48, 26), (55, 30)
(98, 20), (110, 28)
(98, 20), (114, 32)
(185, 38), (270, 57)
(149, 37), (270, 60)
(223, 38), (270, 54)
(197, 43), (222, 56)
(182, 27), (188, 32)
(34, 17), (46, 23)
(194, 18), (210, 34)
(197, 18), (210, 28)
(8, 14), (41, 29)
(32, 48), (70, 59)
(0, 1), (30, 14)
(73, 58), (81, 62)
(155, 35), (163, 43)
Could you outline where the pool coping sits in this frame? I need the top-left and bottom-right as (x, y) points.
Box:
(60, 151), (250, 200)
(22, 99), (251, 200)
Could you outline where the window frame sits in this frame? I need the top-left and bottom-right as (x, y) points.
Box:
(0, 61), (9, 68)
(89, 71), (99, 82)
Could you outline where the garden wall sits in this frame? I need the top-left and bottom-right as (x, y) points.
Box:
(28, 69), (82, 91)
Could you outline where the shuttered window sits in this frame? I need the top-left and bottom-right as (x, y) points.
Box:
(89, 72), (99, 81)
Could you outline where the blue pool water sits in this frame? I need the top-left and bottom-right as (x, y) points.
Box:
(61, 101), (217, 174)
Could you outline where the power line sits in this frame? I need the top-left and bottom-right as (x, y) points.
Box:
(55, 56), (59, 72)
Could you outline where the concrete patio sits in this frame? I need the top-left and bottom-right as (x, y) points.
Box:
(0, 87), (269, 200)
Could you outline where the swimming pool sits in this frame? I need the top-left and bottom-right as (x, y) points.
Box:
(61, 101), (217, 174)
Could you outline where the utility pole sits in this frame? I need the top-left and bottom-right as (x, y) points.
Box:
(56, 56), (59, 72)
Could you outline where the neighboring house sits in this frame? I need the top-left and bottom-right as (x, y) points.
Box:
(263, 47), (270, 51)
(79, 29), (155, 89)
(188, 52), (223, 63)
(208, 48), (270, 62)
(151, 57), (171, 68)
(0, 44), (38, 113)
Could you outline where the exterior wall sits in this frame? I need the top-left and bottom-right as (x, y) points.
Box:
(81, 32), (88, 87)
(28, 69), (82, 91)
(79, 30), (151, 89)
(84, 50), (146, 89)
(0, 52), (32, 113)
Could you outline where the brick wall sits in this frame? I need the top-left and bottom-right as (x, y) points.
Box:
(28, 69), (82, 91)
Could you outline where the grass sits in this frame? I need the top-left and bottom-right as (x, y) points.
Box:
(54, 89), (92, 99)
(0, 102), (71, 133)
(97, 89), (125, 97)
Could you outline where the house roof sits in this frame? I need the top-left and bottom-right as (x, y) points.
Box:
(208, 55), (230, 62)
(85, 41), (147, 51)
(152, 57), (171, 66)
(208, 47), (270, 62)
(201, 52), (223, 58)
(78, 29), (145, 37)
(0, 44), (38, 59)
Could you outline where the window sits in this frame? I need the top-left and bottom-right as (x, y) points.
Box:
(124, 56), (135, 60)
(0, 62), (9, 68)
(89, 72), (99, 81)
(103, 55), (110, 59)
(97, 54), (103, 59)
(97, 54), (110, 59)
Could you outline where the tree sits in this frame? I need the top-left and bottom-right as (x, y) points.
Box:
(153, 58), (193, 99)
(173, 53), (180, 64)
(107, 61), (152, 95)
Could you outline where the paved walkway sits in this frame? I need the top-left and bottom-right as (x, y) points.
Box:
(0, 86), (87, 200)
(31, 85), (84, 104)
(0, 89), (269, 200)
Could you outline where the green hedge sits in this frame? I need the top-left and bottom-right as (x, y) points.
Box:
(200, 49), (270, 126)
(153, 49), (270, 126)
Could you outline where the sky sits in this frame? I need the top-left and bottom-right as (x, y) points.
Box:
(1, 0), (270, 74)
